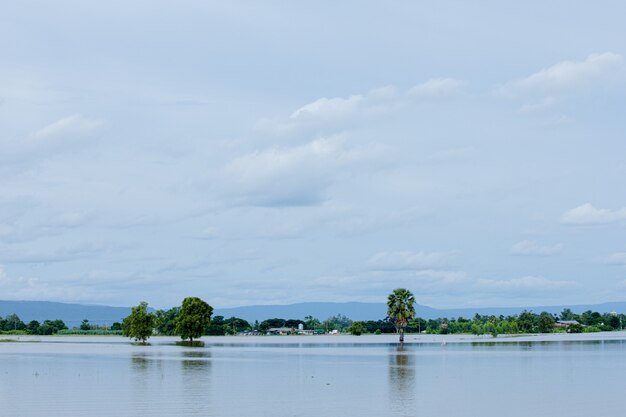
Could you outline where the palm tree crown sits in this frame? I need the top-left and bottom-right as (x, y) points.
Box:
(387, 288), (416, 342)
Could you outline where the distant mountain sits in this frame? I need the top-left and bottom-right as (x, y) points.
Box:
(215, 301), (626, 322)
(214, 302), (438, 322)
(0, 300), (141, 327)
(4, 299), (626, 327)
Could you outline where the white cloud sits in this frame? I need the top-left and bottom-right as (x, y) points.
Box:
(408, 78), (465, 98)
(607, 252), (626, 265)
(414, 269), (468, 284)
(31, 114), (102, 141)
(476, 276), (578, 292)
(511, 240), (563, 256)
(498, 52), (625, 97)
(561, 203), (626, 225)
(222, 135), (385, 206)
(290, 94), (365, 121)
(1, 115), (103, 171)
(259, 79), (465, 137)
(519, 96), (557, 114)
(0, 265), (79, 301)
(289, 86), (397, 123)
(368, 251), (457, 270)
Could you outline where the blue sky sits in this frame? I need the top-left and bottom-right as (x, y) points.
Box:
(1, 1), (625, 309)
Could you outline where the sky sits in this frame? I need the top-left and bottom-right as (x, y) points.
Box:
(1, 1), (626, 310)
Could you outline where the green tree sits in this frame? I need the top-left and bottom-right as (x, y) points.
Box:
(537, 312), (555, 333)
(155, 307), (180, 335)
(110, 322), (122, 331)
(3, 314), (26, 331)
(259, 318), (286, 333)
(80, 319), (91, 331)
(568, 323), (584, 333)
(326, 314), (352, 331)
(27, 320), (41, 335)
(176, 297), (213, 342)
(304, 316), (321, 331)
(349, 321), (366, 336)
(122, 302), (155, 343)
(206, 315), (225, 335)
(284, 319), (305, 329)
(224, 317), (251, 334)
(387, 288), (416, 343)
(518, 310), (535, 333)
(560, 308), (576, 321)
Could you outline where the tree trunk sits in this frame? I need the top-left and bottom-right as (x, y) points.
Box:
(399, 328), (405, 343)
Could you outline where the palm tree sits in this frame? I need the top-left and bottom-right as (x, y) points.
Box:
(387, 288), (416, 343)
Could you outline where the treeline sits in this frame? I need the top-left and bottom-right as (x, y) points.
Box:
(402, 309), (626, 336)
(0, 314), (68, 335)
(152, 309), (356, 336)
(154, 308), (626, 336)
(0, 315), (125, 335)
(4, 306), (625, 338)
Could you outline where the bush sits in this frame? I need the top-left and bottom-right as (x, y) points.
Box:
(583, 325), (601, 333)
(349, 321), (366, 336)
(568, 323), (583, 333)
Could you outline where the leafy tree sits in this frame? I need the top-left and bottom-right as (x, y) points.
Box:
(606, 313), (622, 330)
(259, 318), (286, 333)
(537, 312), (555, 333)
(363, 319), (395, 334)
(407, 317), (427, 333)
(35, 319), (67, 335)
(517, 310), (535, 333)
(568, 323), (584, 333)
(110, 322), (122, 331)
(349, 321), (366, 336)
(560, 308), (576, 321)
(155, 307), (180, 335)
(206, 315), (225, 335)
(3, 314), (26, 331)
(326, 314), (352, 331)
(27, 320), (41, 335)
(284, 319), (305, 329)
(122, 302), (155, 343)
(387, 288), (416, 343)
(48, 320), (67, 332)
(304, 316), (321, 331)
(322, 319), (337, 333)
(80, 319), (92, 331)
(176, 297), (213, 342)
(224, 317), (251, 334)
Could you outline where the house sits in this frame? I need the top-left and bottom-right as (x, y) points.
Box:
(555, 320), (580, 327)
(267, 327), (294, 335)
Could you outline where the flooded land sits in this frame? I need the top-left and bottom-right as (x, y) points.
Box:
(2, 333), (626, 417)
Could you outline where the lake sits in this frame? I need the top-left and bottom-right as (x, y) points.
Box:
(2, 333), (626, 417)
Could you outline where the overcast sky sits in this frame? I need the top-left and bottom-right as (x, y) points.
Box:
(1, 1), (626, 309)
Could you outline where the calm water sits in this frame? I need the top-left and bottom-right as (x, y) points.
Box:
(2, 333), (626, 417)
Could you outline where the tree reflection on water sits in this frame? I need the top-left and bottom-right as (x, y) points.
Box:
(180, 349), (212, 415)
(388, 345), (417, 416)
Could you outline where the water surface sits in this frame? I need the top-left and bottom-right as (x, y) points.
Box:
(2, 333), (626, 417)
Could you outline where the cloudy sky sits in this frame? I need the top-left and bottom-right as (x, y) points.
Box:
(1, 1), (626, 309)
